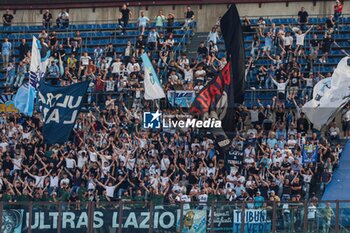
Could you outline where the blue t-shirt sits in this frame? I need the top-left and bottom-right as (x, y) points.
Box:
(2, 42), (12, 55)
(148, 31), (159, 43)
(138, 16), (149, 26)
(254, 196), (265, 208)
(267, 138), (277, 149)
(265, 36), (272, 47)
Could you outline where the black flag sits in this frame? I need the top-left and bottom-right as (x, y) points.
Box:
(190, 4), (244, 149)
(221, 4), (245, 106)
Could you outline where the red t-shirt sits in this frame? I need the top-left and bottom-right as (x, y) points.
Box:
(95, 78), (105, 92)
(334, 4), (343, 13)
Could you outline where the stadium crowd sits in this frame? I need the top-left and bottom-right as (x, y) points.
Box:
(0, 2), (347, 221)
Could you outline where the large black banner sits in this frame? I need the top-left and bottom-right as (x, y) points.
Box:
(23, 208), (177, 233)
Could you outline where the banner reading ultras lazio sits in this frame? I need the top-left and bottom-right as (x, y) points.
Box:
(38, 80), (89, 144)
(20, 208), (178, 233)
(6, 207), (275, 233)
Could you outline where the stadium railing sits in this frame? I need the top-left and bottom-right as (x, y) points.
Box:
(1, 200), (350, 233)
(0, 0), (339, 9)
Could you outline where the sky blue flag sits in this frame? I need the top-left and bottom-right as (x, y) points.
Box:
(141, 53), (165, 100)
(14, 36), (50, 116)
(13, 84), (36, 117)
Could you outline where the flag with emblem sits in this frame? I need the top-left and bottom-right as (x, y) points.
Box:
(14, 36), (50, 116)
(141, 53), (165, 100)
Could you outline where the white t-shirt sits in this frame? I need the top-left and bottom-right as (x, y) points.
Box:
(184, 69), (193, 82)
(195, 70), (206, 80)
(89, 151), (97, 162)
(106, 80), (115, 91)
(284, 36), (294, 46)
(111, 62), (122, 74)
(126, 158), (136, 170)
(60, 178), (70, 186)
(181, 195), (191, 210)
(105, 185), (117, 198)
(308, 205), (317, 219)
(80, 56), (91, 66)
(34, 175), (46, 188)
(343, 110), (350, 122)
(198, 194), (208, 205)
(50, 176), (59, 188)
(0, 142), (8, 152)
(249, 109), (259, 123)
(12, 158), (22, 170)
(160, 158), (170, 171)
(295, 33), (306, 46)
(65, 158), (76, 169)
(77, 155), (88, 169)
(160, 176), (169, 186)
(22, 132), (31, 140)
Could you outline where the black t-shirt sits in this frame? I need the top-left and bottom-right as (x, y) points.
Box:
(185, 10), (194, 19)
(197, 46), (208, 56)
(105, 47), (115, 57)
(49, 34), (57, 46)
(43, 13), (52, 22)
(136, 39), (145, 49)
(258, 70), (266, 81)
(282, 184), (291, 195)
(3, 14), (14, 24)
(120, 8), (130, 20)
(290, 75), (300, 87)
(310, 39), (320, 47)
(322, 38), (334, 49)
(291, 181), (302, 194)
(326, 19), (334, 28)
(167, 17), (174, 25)
(298, 11), (308, 23)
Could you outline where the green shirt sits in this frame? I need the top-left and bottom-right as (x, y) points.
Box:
(2, 194), (12, 202)
(78, 187), (87, 200)
(133, 196), (145, 208)
(18, 194), (31, 202)
(61, 190), (70, 202)
(155, 15), (165, 27)
(208, 194), (217, 203)
(149, 194), (163, 206)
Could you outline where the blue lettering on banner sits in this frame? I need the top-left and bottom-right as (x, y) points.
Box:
(233, 209), (271, 233)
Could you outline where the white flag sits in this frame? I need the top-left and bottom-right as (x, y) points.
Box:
(141, 53), (165, 100)
(303, 57), (350, 130)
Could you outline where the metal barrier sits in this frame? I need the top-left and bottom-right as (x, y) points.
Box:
(1, 200), (350, 233)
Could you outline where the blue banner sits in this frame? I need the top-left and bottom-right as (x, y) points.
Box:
(38, 81), (89, 144)
(302, 144), (318, 164)
(167, 90), (195, 107)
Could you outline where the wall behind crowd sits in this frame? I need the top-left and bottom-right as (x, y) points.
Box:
(0, 1), (348, 32)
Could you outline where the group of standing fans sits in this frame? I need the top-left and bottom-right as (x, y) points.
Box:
(0, 2), (348, 231)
